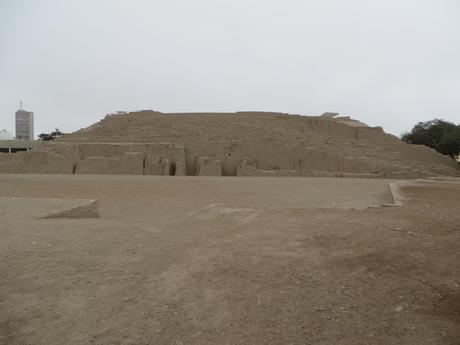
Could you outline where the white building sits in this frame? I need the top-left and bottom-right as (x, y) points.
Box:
(0, 129), (14, 140)
(15, 110), (34, 140)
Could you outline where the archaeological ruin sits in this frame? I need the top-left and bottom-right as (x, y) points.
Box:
(0, 110), (458, 178)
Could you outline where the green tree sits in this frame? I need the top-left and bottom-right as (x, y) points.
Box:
(401, 119), (460, 158)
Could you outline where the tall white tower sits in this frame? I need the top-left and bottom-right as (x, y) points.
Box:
(15, 102), (34, 140)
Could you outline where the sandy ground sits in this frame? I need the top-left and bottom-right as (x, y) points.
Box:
(0, 174), (459, 345)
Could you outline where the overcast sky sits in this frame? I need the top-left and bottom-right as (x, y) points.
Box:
(1, 0), (459, 137)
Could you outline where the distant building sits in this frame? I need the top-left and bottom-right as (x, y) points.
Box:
(15, 109), (34, 140)
(0, 130), (14, 140)
(0, 128), (38, 153)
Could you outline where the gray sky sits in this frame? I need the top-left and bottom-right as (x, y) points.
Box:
(1, 0), (459, 137)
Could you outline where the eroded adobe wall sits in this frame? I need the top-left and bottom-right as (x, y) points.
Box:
(75, 153), (144, 175)
(1, 137), (457, 178)
(0, 151), (75, 174)
(0, 152), (27, 173)
(196, 158), (222, 176)
(0, 111), (458, 178)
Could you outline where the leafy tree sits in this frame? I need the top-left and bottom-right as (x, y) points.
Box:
(401, 119), (460, 158)
(38, 128), (63, 141)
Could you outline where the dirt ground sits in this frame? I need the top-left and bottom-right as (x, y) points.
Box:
(0, 174), (459, 345)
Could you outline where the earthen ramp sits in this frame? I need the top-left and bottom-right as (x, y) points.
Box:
(0, 111), (458, 178)
(0, 197), (100, 219)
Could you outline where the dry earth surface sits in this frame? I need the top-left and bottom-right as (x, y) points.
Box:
(0, 174), (459, 345)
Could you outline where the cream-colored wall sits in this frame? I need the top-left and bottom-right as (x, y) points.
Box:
(0, 111), (458, 178)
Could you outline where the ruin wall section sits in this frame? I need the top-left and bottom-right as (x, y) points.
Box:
(0, 111), (458, 178)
